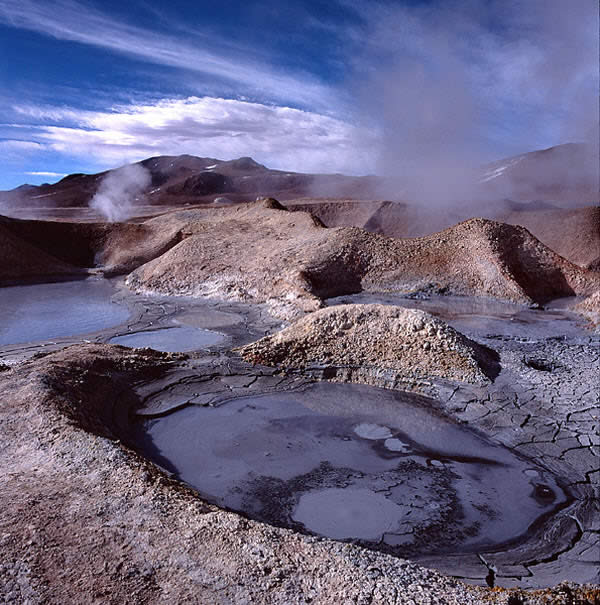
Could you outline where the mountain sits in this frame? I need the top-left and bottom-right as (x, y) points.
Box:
(0, 155), (377, 213)
(478, 143), (599, 206)
(1, 143), (596, 228)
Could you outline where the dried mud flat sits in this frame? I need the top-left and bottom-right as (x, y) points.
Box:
(1, 202), (600, 604)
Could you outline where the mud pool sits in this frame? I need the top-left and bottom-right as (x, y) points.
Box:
(0, 277), (255, 359)
(131, 382), (568, 556)
(109, 326), (225, 352)
(0, 278), (131, 346)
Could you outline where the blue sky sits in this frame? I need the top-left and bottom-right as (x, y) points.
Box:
(0, 0), (597, 189)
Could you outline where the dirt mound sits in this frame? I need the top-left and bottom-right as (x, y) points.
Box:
(0, 222), (82, 282)
(496, 206), (600, 268)
(291, 200), (600, 269)
(126, 201), (600, 318)
(0, 214), (183, 276)
(285, 198), (388, 228)
(238, 304), (499, 384)
(585, 256), (600, 272)
(574, 291), (600, 328)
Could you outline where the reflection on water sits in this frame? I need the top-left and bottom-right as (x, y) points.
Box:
(0, 279), (130, 345)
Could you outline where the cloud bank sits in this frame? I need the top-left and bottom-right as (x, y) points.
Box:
(16, 96), (377, 176)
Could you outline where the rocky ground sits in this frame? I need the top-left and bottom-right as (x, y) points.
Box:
(1, 198), (599, 604)
(286, 200), (600, 271)
(3, 199), (598, 315)
(126, 200), (600, 318)
(1, 343), (599, 605)
(575, 291), (600, 328)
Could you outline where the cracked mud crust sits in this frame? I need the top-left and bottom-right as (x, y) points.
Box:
(1, 344), (599, 603)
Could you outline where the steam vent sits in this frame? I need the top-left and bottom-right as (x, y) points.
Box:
(1, 1), (599, 601)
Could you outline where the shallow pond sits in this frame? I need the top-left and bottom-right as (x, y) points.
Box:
(0, 278), (130, 345)
(327, 293), (588, 341)
(132, 381), (567, 555)
(109, 326), (225, 352)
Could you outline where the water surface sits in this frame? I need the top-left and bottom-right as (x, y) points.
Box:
(132, 382), (567, 554)
(0, 279), (130, 345)
(109, 326), (225, 352)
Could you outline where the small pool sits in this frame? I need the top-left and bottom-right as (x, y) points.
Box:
(109, 326), (225, 352)
(0, 279), (130, 345)
(131, 382), (567, 555)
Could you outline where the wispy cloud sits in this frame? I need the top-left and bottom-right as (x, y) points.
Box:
(18, 96), (377, 175)
(0, 139), (43, 151)
(0, 0), (337, 111)
(25, 171), (67, 177)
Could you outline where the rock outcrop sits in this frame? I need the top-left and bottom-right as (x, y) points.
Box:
(127, 200), (600, 318)
(238, 304), (499, 384)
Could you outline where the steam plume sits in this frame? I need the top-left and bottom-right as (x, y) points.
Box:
(90, 164), (150, 222)
(351, 0), (599, 208)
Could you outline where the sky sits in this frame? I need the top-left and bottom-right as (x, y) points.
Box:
(0, 0), (598, 190)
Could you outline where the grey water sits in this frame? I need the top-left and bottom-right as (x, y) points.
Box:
(327, 293), (589, 341)
(0, 278), (130, 345)
(132, 382), (567, 554)
(109, 326), (225, 352)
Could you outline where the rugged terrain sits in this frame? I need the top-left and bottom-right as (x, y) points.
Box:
(1, 143), (599, 604)
(285, 201), (600, 270)
(126, 200), (600, 317)
(1, 143), (596, 216)
(1, 342), (599, 604)
(0, 155), (377, 213)
(2, 199), (598, 317)
(575, 290), (600, 328)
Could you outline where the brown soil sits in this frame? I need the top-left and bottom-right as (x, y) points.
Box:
(0, 222), (83, 282)
(238, 304), (499, 384)
(285, 198), (392, 228)
(496, 206), (600, 269)
(0, 215), (183, 280)
(127, 199), (600, 318)
(287, 200), (600, 269)
(2, 199), (598, 315)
